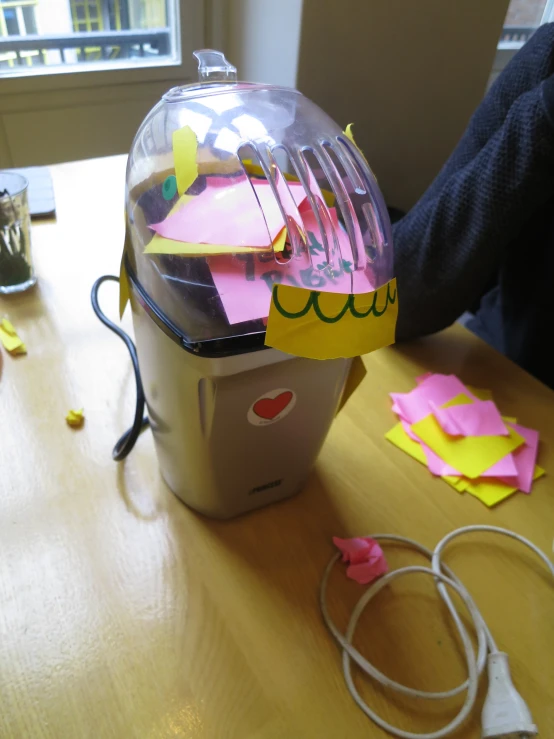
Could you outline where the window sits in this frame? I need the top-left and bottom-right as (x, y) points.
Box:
(0, 0), (181, 76)
(493, 0), (554, 77)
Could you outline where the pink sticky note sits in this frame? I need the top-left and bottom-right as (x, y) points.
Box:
(480, 453), (518, 478)
(208, 205), (375, 324)
(432, 400), (509, 437)
(332, 536), (388, 585)
(391, 374), (477, 425)
(420, 442), (461, 476)
(150, 176), (307, 248)
(498, 423), (539, 494)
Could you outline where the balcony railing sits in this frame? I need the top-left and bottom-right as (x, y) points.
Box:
(0, 28), (171, 68)
(498, 25), (536, 48)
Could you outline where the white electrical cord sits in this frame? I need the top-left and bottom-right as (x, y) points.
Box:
(320, 526), (554, 739)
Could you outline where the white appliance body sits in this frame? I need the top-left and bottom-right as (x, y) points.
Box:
(131, 293), (351, 518)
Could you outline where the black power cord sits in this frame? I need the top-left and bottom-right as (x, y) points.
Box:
(91, 275), (149, 460)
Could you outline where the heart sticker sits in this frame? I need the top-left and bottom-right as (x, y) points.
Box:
(248, 388), (296, 426)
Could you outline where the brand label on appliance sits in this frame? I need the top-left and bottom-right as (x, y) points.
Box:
(247, 388), (296, 426)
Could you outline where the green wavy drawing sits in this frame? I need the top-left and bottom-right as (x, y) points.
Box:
(273, 281), (397, 324)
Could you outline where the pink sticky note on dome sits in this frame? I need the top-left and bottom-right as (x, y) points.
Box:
(150, 176), (307, 248)
(333, 536), (388, 585)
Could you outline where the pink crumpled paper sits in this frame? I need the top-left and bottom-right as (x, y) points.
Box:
(332, 536), (388, 584)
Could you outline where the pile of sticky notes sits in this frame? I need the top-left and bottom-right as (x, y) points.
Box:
(0, 318), (26, 355)
(385, 373), (544, 507)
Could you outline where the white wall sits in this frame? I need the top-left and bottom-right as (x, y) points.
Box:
(295, 0), (509, 211)
(0, 0), (204, 167)
(226, 0), (303, 87)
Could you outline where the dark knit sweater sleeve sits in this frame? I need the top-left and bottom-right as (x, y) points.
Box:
(393, 77), (554, 341)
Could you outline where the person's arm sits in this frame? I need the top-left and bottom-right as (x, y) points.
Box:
(393, 74), (554, 341)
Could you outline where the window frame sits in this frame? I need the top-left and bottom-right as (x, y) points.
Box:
(0, 0), (204, 95)
(492, 0), (554, 75)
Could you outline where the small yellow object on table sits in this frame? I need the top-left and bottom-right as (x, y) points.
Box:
(65, 408), (85, 428)
(0, 318), (27, 355)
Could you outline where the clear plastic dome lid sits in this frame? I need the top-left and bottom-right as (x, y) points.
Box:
(125, 50), (394, 350)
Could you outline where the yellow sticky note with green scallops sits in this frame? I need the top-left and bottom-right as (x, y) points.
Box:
(411, 413), (525, 479)
(265, 278), (398, 360)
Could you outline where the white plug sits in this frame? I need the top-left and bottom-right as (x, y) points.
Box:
(481, 652), (537, 738)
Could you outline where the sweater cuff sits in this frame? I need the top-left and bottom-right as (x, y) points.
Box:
(542, 74), (554, 129)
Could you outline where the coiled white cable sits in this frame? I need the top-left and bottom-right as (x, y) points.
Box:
(320, 526), (554, 739)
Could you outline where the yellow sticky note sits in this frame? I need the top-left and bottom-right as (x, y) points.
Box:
(173, 125), (198, 195)
(443, 476), (469, 493)
(386, 423), (467, 491)
(344, 123), (360, 150)
(466, 466), (545, 507)
(411, 414), (525, 479)
(385, 421), (428, 466)
(442, 393), (474, 408)
(119, 227), (132, 319)
(66, 408), (85, 428)
(0, 318), (26, 354)
(265, 278), (398, 360)
(337, 356), (367, 413)
(145, 225), (287, 257)
(466, 385), (493, 401)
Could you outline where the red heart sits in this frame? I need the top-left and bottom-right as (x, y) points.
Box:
(253, 391), (293, 420)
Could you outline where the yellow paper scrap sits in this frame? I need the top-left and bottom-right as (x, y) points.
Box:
(344, 123), (360, 150)
(145, 224), (287, 257)
(411, 414), (525, 480)
(119, 227), (132, 319)
(0, 318), (26, 354)
(337, 356), (367, 413)
(265, 278), (398, 360)
(385, 422), (467, 490)
(343, 122), (374, 174)
(466, 385), (493, 401)
(173, 125), (198, 195)
(466, 466), (545, 507)
(66, 408), (85, 428)
(385, 421), (428, 466)
(443, 476), (469, 493)
(442, 393), (474, 408)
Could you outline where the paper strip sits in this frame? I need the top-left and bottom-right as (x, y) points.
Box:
(265, 278), (397, 360)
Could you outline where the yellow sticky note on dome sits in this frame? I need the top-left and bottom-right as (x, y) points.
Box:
(411, 413), (525, 480)
(466, 466), (545, 507)
(0, 318), (26, 354)
(265, 278), (398, 360)
(145, 224), (287, 257)
(173, 125), (198, 195)
(66, 408), (85, 428)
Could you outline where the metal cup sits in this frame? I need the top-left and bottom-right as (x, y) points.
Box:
(0, 172), (36, 294)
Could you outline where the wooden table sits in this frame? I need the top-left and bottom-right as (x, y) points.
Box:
(1, 156), (552, 739)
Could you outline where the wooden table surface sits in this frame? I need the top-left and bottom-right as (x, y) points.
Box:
(0, 156), (552, 739)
